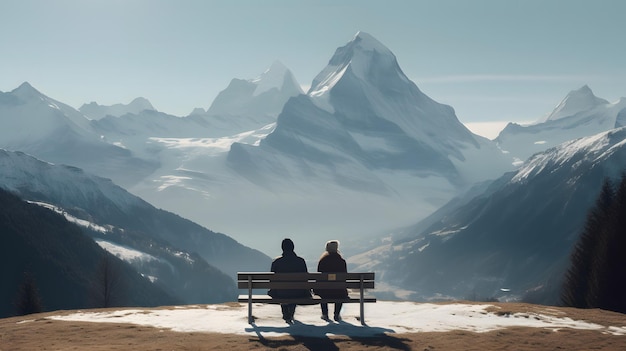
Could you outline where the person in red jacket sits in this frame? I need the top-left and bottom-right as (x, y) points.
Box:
(315, 240), (348, 321)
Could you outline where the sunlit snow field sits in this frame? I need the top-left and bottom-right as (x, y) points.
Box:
(48, 301), (626, 338)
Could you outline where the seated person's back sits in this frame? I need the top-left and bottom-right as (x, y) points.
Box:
(269, 239), (310, 299)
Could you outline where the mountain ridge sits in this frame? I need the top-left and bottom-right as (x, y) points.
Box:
(0, 149), (271, 305)
(354, 127), (626, 304)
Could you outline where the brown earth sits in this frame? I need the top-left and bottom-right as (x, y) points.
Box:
(1, 302), (625, 351)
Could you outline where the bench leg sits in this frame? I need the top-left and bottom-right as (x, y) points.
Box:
(248, 276), (253, 324)
(247, 299), (253, 324)
(360, 275), (365, 325)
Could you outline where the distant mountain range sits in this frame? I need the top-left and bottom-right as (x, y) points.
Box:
(80, 97), (156, 120)
(496, 85), (626, 165)
(1, 31), (626, 307)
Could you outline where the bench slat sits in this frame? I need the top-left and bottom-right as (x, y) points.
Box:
(237, 281), (374, 289)
(237, 272), (375, 281)
(237, 294), (377, 304)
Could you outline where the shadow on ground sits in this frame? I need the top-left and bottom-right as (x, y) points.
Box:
(246, 319), (411, 351)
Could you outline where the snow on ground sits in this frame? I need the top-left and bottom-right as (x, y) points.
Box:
(48, 301), (626, 338)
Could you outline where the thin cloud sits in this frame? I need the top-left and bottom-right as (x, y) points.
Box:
(416, 74), (606, 84)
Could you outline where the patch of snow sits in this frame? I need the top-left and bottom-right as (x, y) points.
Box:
(48, 301), (626, 337)
(95, 239), (159, 263)
(430, 226), (467, 237)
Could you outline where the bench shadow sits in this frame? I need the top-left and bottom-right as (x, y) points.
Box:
(246, 320), (411, 351)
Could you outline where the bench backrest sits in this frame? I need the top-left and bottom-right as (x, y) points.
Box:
(237, 272), (375, 290)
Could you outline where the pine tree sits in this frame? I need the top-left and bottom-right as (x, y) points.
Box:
(601, 173), (626, 312)
(15, 271), (43, 316)
(562, 173), (626, 313)
(561, 179), (614, 307)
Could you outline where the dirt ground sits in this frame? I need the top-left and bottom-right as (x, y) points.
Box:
(1, 302), (625, 351)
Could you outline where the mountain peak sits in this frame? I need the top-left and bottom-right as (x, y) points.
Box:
(206, 62), (302, 121)
(16, 81), (36, 90)
(544, 85), (609, 122)
(352, 31), (392, 54)
(12, 81), (44, 100)
(250, 60), (302, 97)
(308, 31), (403, 99)
(128, 97), (155, 111)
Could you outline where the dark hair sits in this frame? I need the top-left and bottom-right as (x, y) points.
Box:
(281, 238), (294, 252)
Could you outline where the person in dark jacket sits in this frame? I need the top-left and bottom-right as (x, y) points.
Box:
(268, 238), (309, 323)
(315, 240), (348, 321)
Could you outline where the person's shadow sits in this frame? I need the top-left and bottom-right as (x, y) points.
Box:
(245, 319), (411, 351)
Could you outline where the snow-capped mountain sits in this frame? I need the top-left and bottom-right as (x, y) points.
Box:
(204, 60), (303, 132)
(5, 33), (622, 263)
(353, 127), (626, 304)
(0, 82), (92, 144)
(540, 85), (609, 123)
(496, 86), (626, 165)
(0, 83), (157, 187)
(197, 32), (514, 253)
(229, 32), (512, 189)
(87, 62), (302, 162)
(120, 32), (519, 256)
(0, 149), (271, 304)
(79, 97), (156, 120)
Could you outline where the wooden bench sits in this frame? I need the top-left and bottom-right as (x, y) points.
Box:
(237, 272), (376, 325)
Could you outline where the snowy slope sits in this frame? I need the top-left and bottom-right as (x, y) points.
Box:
(0, 82), (92, 144)
(0, 150), (270, 299)
(354, 127), (626, 304)
(88, 62), (302, 162)
(80, 97), (156, 120)
(0, 83), (157, 187)
(496, 86), (626, 165)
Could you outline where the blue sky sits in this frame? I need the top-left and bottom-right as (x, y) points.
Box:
(2, 0), (625, 137)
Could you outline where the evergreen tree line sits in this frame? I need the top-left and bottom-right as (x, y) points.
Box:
(561, 173), (626, 313)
